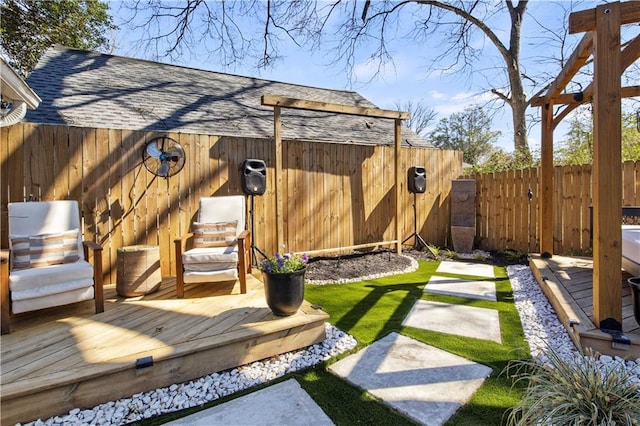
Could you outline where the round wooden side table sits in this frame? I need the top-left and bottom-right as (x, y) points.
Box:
(116, 245), (162, 297)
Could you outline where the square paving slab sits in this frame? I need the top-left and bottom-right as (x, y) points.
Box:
(436, 260), (495, 278)
(165, 379), (333, 425)
(329, 332), (492, 426)
(403, 300), (502, 343)
(425, 275), (497, 301)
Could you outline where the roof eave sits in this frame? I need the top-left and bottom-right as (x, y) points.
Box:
(1, 58), (42, 109)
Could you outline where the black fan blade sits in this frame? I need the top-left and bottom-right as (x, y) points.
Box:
(157, 161), (170, 177)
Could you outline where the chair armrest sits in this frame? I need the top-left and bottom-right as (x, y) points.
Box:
(237, 230), (250, 242)
(174, 233), (194, 298)
(174, 232), (194, 262)
(236, 230), (251, 293)
(237, 230), (252, 272)
(83, 240), (103, 254)
(1, 250), (9, 334)
(174, 233), (194, 263)
(174, 232), (194, 245)
(82, 241), (104, 314)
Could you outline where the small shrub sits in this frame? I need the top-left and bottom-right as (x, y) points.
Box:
(426, 243), (441, 257)
(500, 249), (528, 264)
(473, 252), (489, 261)
(443, 249), (460, 260)
(505, 346), (640, 425)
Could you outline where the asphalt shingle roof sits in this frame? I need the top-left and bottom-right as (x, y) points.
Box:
(25, 46), (432, 148)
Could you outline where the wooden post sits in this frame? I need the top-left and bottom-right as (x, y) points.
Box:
(592, 2), (622, 330)
(273, 106), (284, 251)
(395, 119), (402, 255)
(539, 104), (554, 257)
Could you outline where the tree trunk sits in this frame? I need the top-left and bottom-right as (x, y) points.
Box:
(509, 75), (532, 162)
(506, 0), (532, 162)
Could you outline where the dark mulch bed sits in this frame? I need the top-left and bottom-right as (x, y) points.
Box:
(305, 248), (528, 282)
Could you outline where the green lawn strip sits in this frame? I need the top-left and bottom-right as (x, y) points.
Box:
(304, 259), (530, 425)
(294, 369), (417, 426)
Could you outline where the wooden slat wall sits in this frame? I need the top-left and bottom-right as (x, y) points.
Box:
(465, 160), (639, 254)
(1, 124), (463, 282)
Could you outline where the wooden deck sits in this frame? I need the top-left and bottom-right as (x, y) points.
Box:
(0, 272), (329, 425)
(529, 254), (640, 358)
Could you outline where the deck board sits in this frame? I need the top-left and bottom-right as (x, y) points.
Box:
(529, 254), (640, 358)
(0, 273), (329, 424)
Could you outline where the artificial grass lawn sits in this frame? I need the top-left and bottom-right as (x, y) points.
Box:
(146, 259), (530, 425)
(302, 259), (530, 425)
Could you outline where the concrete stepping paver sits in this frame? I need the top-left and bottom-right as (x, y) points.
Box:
(436, 260), (495, 278)
(165, 379), (334, 425)
(329, 332), (492, 426)
(403, 300), (502, 343)
(425, 275), (497, 301)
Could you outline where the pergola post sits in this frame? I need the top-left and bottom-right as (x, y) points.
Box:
(592, 2), (623, 330)
(273, 106), (284, 250)
(539, 104), (554, 257)
(394, 119), (402, 255)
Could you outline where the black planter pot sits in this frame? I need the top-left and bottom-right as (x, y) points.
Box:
(628, 277), (640, 327)
(262, 267), (306, 316)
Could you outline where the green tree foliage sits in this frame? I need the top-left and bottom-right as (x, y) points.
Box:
(464, 147), (540, 174)
(0, 0), (116, 76)
(555, 109), (640, 165)
(428, 106), (501, 165)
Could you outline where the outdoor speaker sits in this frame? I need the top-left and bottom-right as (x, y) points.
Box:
(241, 159), (267, 195)
(408, 166), (426, 194)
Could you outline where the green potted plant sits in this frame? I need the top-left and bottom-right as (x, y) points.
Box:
(259, 252), (309, 316)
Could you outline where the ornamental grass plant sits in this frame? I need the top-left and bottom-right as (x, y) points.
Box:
(506, 346), (640, 425)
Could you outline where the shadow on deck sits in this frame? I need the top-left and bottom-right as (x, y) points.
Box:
(0, 272), (328, 425)
(529, 254), (640, 359)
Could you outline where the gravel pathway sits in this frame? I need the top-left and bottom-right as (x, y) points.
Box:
(20, 262), (640, 425)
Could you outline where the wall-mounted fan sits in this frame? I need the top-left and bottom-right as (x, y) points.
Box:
(142, 136), (186, 178)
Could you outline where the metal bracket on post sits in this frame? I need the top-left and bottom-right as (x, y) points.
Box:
(600, 318), (630, 350)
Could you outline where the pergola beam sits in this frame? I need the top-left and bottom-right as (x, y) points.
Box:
(530, 34), (640, 108)
(261, 95), (410, 120)
(569, 1), (640, 33)
(531, 85), (640, 108)
(539, 32), (593, 105)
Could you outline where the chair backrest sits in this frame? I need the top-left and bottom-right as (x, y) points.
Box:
(8, 200), (84, 260)
(198, 196), (246, 237)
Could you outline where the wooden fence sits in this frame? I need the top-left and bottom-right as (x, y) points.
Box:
(464, 160), (640, 254)
(1, 123), (463, 284)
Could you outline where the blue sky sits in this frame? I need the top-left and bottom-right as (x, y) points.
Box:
(108, 1), (634, 154)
